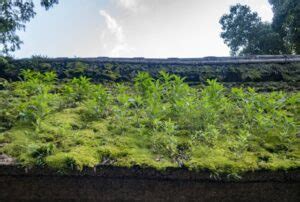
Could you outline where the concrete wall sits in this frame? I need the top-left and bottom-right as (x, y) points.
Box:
(0, 165), (299, 201)
(1, 55), (300, 91)
(33, 55), (300, 65)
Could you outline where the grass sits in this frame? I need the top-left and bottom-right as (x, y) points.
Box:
(0, 70), (299, 175)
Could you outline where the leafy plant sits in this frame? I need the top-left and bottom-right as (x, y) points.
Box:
(62, 76), (92, 104)
(81, 84), (110, 121)
(0, 70), (299, 175)
(14, 70), (59, 129)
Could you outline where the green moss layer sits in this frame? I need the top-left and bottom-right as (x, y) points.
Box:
(0, 70), (299, 175)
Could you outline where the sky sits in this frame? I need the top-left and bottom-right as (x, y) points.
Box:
(14, 0), (274, 58)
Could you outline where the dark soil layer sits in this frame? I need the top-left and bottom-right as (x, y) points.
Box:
(1, 56), (300, 91)
(0, 165), (299, 201)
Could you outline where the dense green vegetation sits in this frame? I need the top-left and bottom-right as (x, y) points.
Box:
(269, 0), (300, 54)
(220, 1), (300, 55)
(220, 4), (287, 55)
(0, 70), (299, 175)
(1, 57), (299, 91)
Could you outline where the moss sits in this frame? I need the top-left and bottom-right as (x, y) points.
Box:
(45, 146), (100, 170)
(0, 71), (299, 175)
(46, 108), (83, 128)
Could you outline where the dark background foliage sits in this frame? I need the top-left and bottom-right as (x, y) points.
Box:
(0, 57), (299, 91)
(220, 1), (300, 56)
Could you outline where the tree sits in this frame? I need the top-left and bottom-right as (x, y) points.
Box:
(219, 4), (289, 56)
(269, 0), (300, 54)
(241, 23), (288, 55)
(0, 0), (58, 55)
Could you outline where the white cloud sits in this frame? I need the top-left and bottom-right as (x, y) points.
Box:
(103, 0), (230, 57)
(99, 10), (124, 42)
(102, 0), (272, 57)
(117, 0), (139, 11)
(99, 10), (134, 57)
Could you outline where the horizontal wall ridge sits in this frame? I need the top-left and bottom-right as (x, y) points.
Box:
(20, 55), (300, 65)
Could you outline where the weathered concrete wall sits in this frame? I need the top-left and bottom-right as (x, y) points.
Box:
(0, 165), (299, 201)
(24, 55), (300, 64)
(1, 55), (300, 91)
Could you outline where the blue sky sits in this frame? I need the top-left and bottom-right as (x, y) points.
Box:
(14, 0), (274, 58)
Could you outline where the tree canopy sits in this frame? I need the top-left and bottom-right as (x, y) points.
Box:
(0, 0), (58, 55)
(269, 0), (300, 54)
(219, 4), (289, 56)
